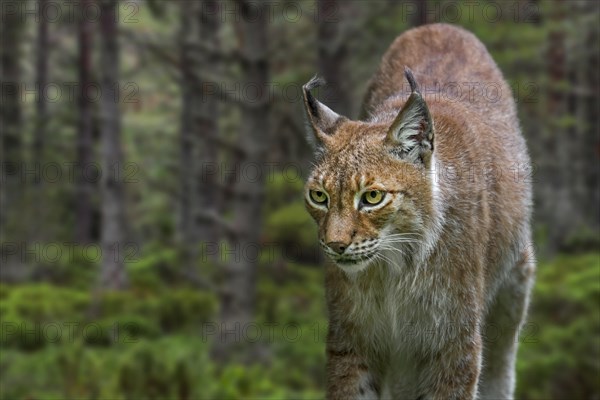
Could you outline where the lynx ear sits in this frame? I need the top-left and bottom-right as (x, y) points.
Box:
(302, 75), (346, 150)
(385, 67), (434, 165)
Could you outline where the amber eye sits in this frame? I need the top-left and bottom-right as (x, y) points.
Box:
(309, 190), (328, 205)
(362, 190), (384, 205)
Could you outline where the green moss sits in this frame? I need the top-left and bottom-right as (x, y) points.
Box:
(265, 202), (318, 251)
(1, 253), (597, 398)
(516, 253), (600, 399)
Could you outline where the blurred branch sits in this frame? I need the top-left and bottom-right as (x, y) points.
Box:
(196, 211), (240, 239)
(179, 270), (216, 291)
(121, 30), (180, 80)
(189, 42), (242, 65)
(321, 2), (392, 56)
(197, 127), (246, 157)
(122, 30), (275, 109)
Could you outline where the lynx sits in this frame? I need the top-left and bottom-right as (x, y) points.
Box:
(302, 24), (535, 399)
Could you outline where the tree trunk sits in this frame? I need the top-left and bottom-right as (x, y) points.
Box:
(570, 3), (599, 249)
(544, 0), (572, 251)
(99, 0), (128, 289)
(317, 0), (352, 117)
(0, 0), (25, 239)
(33, 0), (49, 228)
(75, 0), (95, 243)
(178, 0), (220, 275)
(195, 0), (220, 248)
(215, 0), (270, 359)
(178, 0), (197, 263)
(584, 17), (600, 235)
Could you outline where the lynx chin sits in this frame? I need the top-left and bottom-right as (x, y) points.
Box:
(302, 24), (534, 400)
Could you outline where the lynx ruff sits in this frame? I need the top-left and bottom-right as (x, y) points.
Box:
(302, 24), (535, 400)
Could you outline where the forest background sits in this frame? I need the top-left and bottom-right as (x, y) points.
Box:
(0, 0), (598, 398)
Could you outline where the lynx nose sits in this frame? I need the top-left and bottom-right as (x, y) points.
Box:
(327, 242), (348, 255)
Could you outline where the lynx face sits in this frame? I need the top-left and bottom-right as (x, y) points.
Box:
(304, 120), (433, 273)
(302, 71), (436, 273)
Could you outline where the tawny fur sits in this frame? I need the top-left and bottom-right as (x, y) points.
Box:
(302, 24), (535, 400)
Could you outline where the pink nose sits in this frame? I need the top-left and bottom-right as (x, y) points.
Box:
(327, 242), (348, 255)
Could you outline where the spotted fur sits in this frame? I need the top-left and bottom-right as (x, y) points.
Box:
(303, 24), (534, 400)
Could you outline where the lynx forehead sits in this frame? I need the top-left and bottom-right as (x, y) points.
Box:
(302, 23), (534, 400)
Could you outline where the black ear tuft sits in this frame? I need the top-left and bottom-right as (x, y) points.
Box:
(302, 74), (345, 150)
(303, 75), (327, 91)
(404, 66), (420, 94)
(303, 75), (327, 121)
(385, 68), (434, 165)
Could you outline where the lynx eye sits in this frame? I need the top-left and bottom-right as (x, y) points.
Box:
(362, 190), (384, 206)
(309, 190), (328, 205)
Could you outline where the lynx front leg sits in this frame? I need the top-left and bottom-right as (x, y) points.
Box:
(326, 331), (378, 399)
(416, 322), (483, 400)
(478, 250), (535, 399)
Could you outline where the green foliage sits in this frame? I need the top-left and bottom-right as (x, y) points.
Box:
(0, 263), (326, 399)
(0, 284), (90, 350)
(127, 244), (181, 291)
(264, 171), (306, 211)
(0, 282), (216, 351)
(1, 254), (598, 398)
(0, 338), (213, 400)
(258, 265), (324, 324)
(265, 202), (317, 251)
(263, 171), (320, 263)
(115, 338), (210, 400)
(154, 290), (217, 332)
(562, 227), (600, 253)
(516, 253), (600, 399)
(97, 288), (217, 334)
(27, 243), (99, 288)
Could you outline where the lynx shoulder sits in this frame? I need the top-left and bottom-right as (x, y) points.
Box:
(302, 23), (534, 400)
